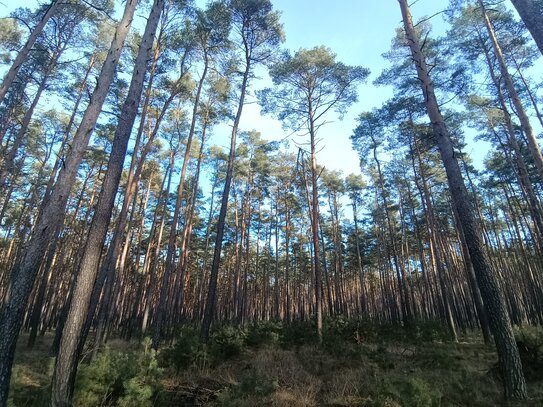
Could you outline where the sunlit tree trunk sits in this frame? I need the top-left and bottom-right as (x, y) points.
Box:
(51, 1), (162, 404)
(398, 0), (527, 399)
(0, 2), (138, 403)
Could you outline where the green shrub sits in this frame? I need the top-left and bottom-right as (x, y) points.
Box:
(513, 324), (543, 380)
(452, 368), (500, 406)
(209, 325), (247, 363)
(118, 377), (154, 407)
(404, 320), (451, 343)
(324, 316), (353, 340)
(279, 320), (317, 348)
(415, 345), (462, 370)
(319, 317), (450, 347)
(161, 326), (201, 372)
(337, 318), (451, 345)
(372, 377), (442, 407)
(514, 325), (543, 359)
(237, 373), (278, 397)
(74, 347), (126, 406)
(400, 377), (442, 407)
(74, 339), (162, 406)
(245, 321), (281, 347)
(217, 371), (278, 405)
(118, 342), (162, 407)
(8, 364), (51, 406)
(322, 318), (360, 357)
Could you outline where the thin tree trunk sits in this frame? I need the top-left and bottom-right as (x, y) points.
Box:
(308, 105), (323, 342)
(0, 0), (60, 104)
(201, 52), (251, 342)
(153, 49), (210, 348)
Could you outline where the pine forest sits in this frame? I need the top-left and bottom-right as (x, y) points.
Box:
(0, 0), (543, 405)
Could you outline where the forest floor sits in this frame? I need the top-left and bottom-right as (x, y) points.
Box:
(9, 324), (543, 406)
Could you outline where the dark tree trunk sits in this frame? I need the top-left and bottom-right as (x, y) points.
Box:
(511, 0), (543, 55)
(398, 0), (528, 399)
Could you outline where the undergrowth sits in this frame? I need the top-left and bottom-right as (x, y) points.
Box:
(9, 320), (543, 406)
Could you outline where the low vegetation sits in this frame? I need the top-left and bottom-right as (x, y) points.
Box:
(9, 321), (543, 406)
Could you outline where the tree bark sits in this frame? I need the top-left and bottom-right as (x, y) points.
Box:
(0, 2), (138, 404)
(398, 0), (527, 399)
(51, 1), (162, 404)
(510, 0), (543, 56)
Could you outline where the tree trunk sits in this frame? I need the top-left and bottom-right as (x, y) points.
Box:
(308, 105), (323, 342)
(0, 2), (138, 404)
(51, 1), (162, 404)
(201, 53), (251, 342)
(398, 0), (527, 399)
(510, 0), (543, 55)
(142, 147), (174, 333)
(153, 50), (210, 348)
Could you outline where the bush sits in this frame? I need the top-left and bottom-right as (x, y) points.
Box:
(371, 377), (442, 407)
(279, 320), (317, 348)
(245, 321), (282, 347)
(513, 325), (543, 380)
(8, 364), (51, 406)
(237, 372), (278, 397)
(74, 347), (126, 406)
(514, 325), (543, 360)
(322, 318), (360, 357)
(118, 341), (162, 407)
(74, 339), (162, 407)
(318, 317), (450, 349)
(416, 344), (462, 370)
(209, 325), (247, 363)
(217, 371), (279, 405)
(161, 326), (201, 372)
(404, 320), (451, 343)
(324, 316), (352, 339)
(399, 377), (442, 407)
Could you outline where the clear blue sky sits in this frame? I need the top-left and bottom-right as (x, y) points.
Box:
(235, 0), (461, 177)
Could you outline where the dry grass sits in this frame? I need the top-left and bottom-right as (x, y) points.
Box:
(9, 334), (55, 406)
(9, 331), (543, 406)
(159, 339), (541, 406)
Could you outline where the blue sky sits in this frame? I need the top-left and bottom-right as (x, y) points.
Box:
(2, 0), (540, 178)
(239, 0), (407, 176)
(234, 0), (461, 177)
(249, 0), (541, 177)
